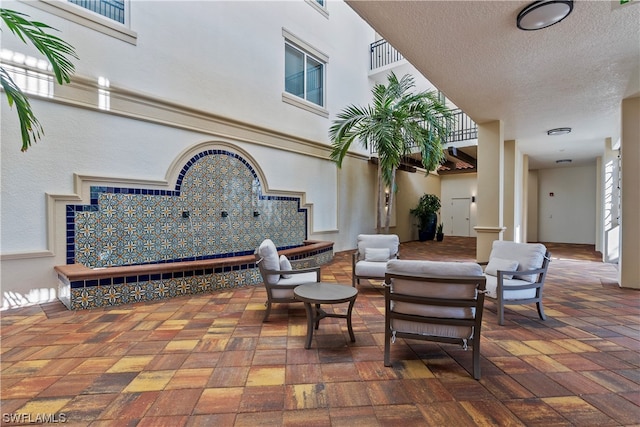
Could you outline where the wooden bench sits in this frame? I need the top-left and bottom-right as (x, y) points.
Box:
(55, 240), (333, 310)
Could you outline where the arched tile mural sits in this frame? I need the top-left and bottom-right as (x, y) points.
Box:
(69, 149), (307, 267)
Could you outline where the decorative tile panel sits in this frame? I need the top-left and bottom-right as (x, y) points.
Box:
(68, 149), (308, 267)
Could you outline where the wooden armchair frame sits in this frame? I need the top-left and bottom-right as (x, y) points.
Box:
(254, 252), (320, 322)
(481, 250), (551, 325)
(384, 267), (486, 380)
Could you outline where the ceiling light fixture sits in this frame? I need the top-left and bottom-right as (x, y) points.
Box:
(556, 159), (572, 164)
(547, 127), (572, 136)
(517, 0), (574, 31)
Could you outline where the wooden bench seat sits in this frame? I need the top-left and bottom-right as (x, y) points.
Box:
(55, 240), (333, 310)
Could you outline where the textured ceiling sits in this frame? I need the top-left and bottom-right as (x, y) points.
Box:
(347, 0), (640, 169)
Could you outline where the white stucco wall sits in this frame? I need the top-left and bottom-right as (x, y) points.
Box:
(537, 164), (598, 244)
(2, 0), (374, 146)
(0, 0), (379, 307)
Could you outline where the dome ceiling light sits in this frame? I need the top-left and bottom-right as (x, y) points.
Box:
(547, 127), (572, 136)
(517, 0), (574, 31)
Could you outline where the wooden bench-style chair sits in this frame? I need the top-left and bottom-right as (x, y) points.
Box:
(384, 259), (487, 380)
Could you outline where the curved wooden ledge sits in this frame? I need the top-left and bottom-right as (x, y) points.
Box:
(55, 240), (333, 281)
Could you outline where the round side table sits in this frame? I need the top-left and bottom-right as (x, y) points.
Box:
(293, 282), (358, 349)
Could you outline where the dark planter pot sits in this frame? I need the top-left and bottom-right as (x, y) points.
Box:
(419, 213), (438, 241)
(436, 233), (444, 242)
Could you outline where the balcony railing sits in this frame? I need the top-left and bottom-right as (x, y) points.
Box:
(369, 109), (478, 157)
(447, 108), (478, 143)
(370, 39), (404, 70)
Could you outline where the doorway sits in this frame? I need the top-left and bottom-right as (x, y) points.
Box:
(451, 198), (471, 236)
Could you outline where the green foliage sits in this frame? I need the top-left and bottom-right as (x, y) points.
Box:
(329, 72), (451, 177)
(436, 222), (444, 234)
(1, 8), (78, 151)
(329, 72), (452, 232)
(410, 194), (441, 231)
(1, 67), (44, 149)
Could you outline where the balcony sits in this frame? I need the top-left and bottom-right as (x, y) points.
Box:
(369, 39), (478, 173)
(370, 39), (404, 70)
(369, 109), (479, 174)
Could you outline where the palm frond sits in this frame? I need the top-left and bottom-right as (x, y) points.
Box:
(1, 9), (78, 84)
(1, 68), (44, 151)
(1, 8), (78, 151)
(328, 71), (454, 227)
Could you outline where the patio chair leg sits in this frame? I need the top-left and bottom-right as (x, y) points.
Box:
(472, 342), (481, 380)
(537, 301), (547, 321)
(497, 299), (505, 326)
(384, 331), (391, 367)
(263, 301), (272, 322)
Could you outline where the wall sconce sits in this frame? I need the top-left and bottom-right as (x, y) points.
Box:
(471, 196), (476, 203)
(221, 211), (228, 218)
(253, 211), (260, 217)
(385, 192), (390, 207)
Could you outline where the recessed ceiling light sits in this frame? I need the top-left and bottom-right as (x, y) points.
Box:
(547, 127), (572, 136)
(556, 159), (572, 164)
(517, 0), (574, 31)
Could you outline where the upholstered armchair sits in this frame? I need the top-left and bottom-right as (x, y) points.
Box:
(482, 240), (551, 325)
(352, 234), (399, 287)
(384, 259), (487, 380)
(255, 239), (320, 322)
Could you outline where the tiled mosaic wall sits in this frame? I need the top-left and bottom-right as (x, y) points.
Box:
(68, 149), (308, 268)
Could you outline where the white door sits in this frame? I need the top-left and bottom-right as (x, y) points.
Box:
(451, 198), (471, 236)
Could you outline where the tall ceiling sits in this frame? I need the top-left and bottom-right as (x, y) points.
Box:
(347, 0), (640, 169)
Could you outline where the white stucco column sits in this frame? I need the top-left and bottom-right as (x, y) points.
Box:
(503, 140), (516, 241)
(522, 154), (529, 243)
(619, 96), (640, 289)
(600, 138), (621, 263)
(474, 120), (505, 262)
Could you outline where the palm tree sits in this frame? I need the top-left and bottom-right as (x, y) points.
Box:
(1, 8), (78, 151)
(329, 72), (452, 233)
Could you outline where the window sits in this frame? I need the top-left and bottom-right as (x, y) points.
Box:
(25, 1), (136, 44)
(68, 0), (125, 24)
(305, 0), (329, 18)
(285, 42), (325, 107)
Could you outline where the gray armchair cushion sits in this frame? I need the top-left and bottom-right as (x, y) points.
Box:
(387, 259), (483, 278)
(386, 260), (484, 339)
(354, 260), (388, 278)
(365, 247), (391, 262)
(279, 255), (292, 279)
(484, 275), (536, 300)
(258, 239), (280, 285)
(485, 258), (519, 279)
(357, 234), (399, 259)
(489, 241), (546, 282)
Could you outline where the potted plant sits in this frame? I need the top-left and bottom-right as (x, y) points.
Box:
(436, 222), (444, 241)
(410, 194), (441, 241)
